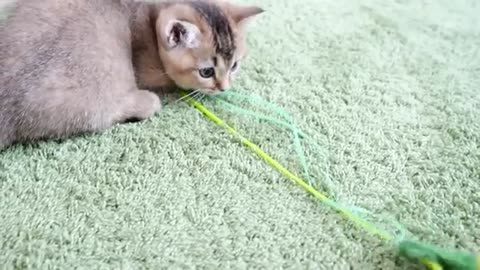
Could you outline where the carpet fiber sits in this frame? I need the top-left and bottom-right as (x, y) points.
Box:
(1, 0), (479, 269)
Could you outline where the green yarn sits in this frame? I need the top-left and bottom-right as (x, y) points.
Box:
(398, 240), (478, 270)
(213, 90), (408, 241)
(182, 89), (478, 270)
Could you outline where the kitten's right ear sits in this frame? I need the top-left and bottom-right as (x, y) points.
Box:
(160, 20), (201, 50)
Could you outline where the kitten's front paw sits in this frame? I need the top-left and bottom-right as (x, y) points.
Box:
(129, 90), (162, 121)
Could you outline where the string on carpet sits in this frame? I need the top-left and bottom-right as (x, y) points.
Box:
(177, 89), (478, 270)
(215, 90), (407, 241)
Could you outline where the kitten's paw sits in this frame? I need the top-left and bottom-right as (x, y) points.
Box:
(127, 90), (162, 121)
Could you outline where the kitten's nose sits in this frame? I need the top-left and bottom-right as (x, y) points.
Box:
(216, 80), (230, 92)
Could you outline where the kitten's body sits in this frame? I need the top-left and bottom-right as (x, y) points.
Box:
(0, 0), (262, 149)
(0, 0), (162, 147)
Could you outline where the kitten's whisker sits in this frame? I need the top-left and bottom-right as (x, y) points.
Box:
(192, 92), (203, 100)
(197, 94), (206, 103)
(175, 89), (200, 103)
(190, 92), (200, 101)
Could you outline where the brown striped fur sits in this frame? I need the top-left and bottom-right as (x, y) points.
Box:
(134, 0), (263, 94)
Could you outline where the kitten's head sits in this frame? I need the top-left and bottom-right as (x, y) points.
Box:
(156, 0), (263, 95)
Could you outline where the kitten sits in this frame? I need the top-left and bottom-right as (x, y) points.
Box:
(0, 0), (263, 149)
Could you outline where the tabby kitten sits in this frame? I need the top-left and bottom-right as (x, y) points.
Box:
(0, 0), (263, 149)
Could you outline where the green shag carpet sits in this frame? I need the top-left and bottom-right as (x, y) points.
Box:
(1, 0), (479, 269)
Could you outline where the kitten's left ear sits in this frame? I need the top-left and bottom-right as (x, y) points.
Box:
(228, 5), (264, 27)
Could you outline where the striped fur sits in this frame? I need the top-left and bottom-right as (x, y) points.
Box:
(187, 1), (235, 61)
(137, 0), (264, 94)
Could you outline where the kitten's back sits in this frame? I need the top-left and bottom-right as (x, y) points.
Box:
(0, 0), (139, 147)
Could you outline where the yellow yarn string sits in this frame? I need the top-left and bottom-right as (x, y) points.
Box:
(183, 94), (442, 270)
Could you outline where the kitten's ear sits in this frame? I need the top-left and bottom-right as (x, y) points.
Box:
(161, 20), (201, 49)
(228, 5), (264, 27)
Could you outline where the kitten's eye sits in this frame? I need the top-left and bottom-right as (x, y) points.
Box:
(199, 67), (215, 78)
(231, 61), (239, 72)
